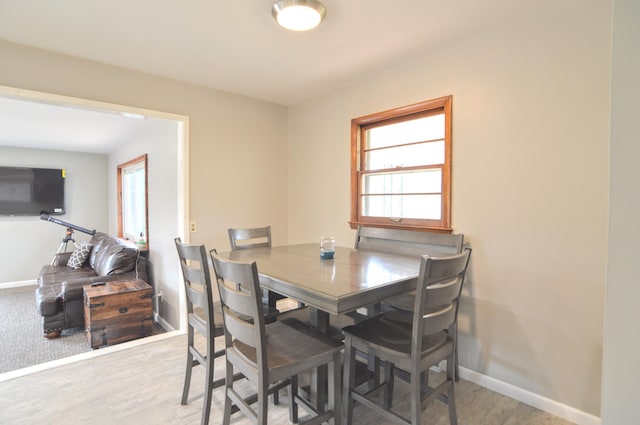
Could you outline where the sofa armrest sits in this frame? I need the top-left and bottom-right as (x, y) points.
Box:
(51, 252), (72, 267)
(35, 285), (63, 317)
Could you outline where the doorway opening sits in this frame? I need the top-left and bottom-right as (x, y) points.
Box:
(0, 84), (189, 380)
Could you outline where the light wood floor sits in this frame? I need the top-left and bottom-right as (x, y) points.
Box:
(0, 334), (574, 425)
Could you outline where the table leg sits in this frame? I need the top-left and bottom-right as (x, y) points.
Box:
(267, 289), (280, 307)
(308, 307), (329, 411)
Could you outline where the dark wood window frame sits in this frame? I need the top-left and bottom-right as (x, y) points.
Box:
(349, 95), (452, 233)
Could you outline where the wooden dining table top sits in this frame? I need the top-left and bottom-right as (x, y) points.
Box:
(217, 243), (421, 315)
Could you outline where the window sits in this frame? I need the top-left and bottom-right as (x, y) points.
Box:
(350, 96), (452, 232)
(117, 154), (149, 248)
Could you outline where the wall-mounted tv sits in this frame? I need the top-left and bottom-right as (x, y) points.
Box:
(0, 166), (65, 216)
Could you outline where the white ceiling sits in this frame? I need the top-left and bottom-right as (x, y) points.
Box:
(0, 0), (586, 153)
(0, 96), (169, 154)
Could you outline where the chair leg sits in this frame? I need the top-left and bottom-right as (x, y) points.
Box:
(181, 352), (193, 405)
(420, 369), (430, 395)
(343, 337), (356, 425)
(383, 362), (394, 409)
(289, 374), (299, 423)
(222, 360), (233, 425)
(201, 361), (214, 425)
(410, 371), (422, 425)
(447, 357), (458, 425)
(181, 329), (195, 405)
(453, 322), (460, 382)
(200, 329), (216, 425)
(329, 352), (341, 425)
(258, 381), (269, 425)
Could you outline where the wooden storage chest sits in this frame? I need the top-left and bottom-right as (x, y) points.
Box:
(83, 279), (153, 348)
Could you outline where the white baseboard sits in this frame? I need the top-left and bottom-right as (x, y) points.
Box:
(154, 314), (174, 332)
(459, 366), (601, 425)
(0, 280), (37, 289)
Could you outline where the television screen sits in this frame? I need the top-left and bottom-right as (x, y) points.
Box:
(0, 166), (65, 216)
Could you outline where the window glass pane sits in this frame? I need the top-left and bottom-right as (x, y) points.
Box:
(366, 113), (444, 149)
(363, 169), (442, 195)
(362, 194), (442, 220)
(122, 165), (146, 240)
(365, 141), (444, 170)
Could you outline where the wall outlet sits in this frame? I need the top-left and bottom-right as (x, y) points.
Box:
(190, 221), (197, 233)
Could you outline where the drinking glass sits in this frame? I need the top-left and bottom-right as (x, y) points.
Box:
(320, 236), (335, 259)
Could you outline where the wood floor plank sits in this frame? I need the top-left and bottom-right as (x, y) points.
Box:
(0, 334), (573, 425)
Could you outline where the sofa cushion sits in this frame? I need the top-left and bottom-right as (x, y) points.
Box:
(51, 252), (72, 267)
(67, 243), (93, 269)
(38, 266), (97, 286)
(88, 232), (110, 270)
(93, 239), (138, 276)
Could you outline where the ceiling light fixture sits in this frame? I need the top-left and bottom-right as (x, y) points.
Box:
(272, 0), (326, 32)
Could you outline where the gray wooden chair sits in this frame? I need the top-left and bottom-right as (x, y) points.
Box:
(175, 238), (279, 425)
(210, 250), (343, 425)
(354, 226), (464, 258)
(228, 225), (272, 251)
(174, 238), (226, 425)
(354, 226), (465, 380)
(342, 248), (472, 425)
(229, 225), (303, 310)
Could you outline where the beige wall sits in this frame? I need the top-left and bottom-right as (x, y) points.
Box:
(602, 0), (640, 423)
(0, 147), (108, 282)
(287, 0), (610, 416)
(108, 117), (183, 328)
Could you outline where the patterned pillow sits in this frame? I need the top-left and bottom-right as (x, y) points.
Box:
(67, 243), (93, 270)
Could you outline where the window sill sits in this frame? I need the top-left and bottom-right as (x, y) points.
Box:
(348, 221), (452, 234)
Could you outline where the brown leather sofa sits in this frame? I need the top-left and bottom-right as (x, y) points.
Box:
(35, 232), (149, 338)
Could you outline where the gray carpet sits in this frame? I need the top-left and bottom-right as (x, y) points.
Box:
(0, 285), (164, 374)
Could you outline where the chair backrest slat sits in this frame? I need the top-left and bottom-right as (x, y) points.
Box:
(181, 265), (207, 286)
(421, 304), (457, 336)
(355, 226), (464, 257)
(221, 308), (259, 348)
(228, 226), (272, 251)
(423, 277), (463, 310)
(185, 285), (208, 311)
(426, 252), (470, 281)
(217, 278), (259, 320)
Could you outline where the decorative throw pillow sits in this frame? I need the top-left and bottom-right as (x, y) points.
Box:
(67, 243), (93, 270)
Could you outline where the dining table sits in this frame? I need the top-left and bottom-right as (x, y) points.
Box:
(215, 242), (423, 409)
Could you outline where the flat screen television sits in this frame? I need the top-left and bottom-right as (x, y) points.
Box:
(0, 166), (65, 216)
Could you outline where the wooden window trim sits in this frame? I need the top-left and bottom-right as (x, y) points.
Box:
(117, 154), (149, 248)
(349, 96), (452, 233)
